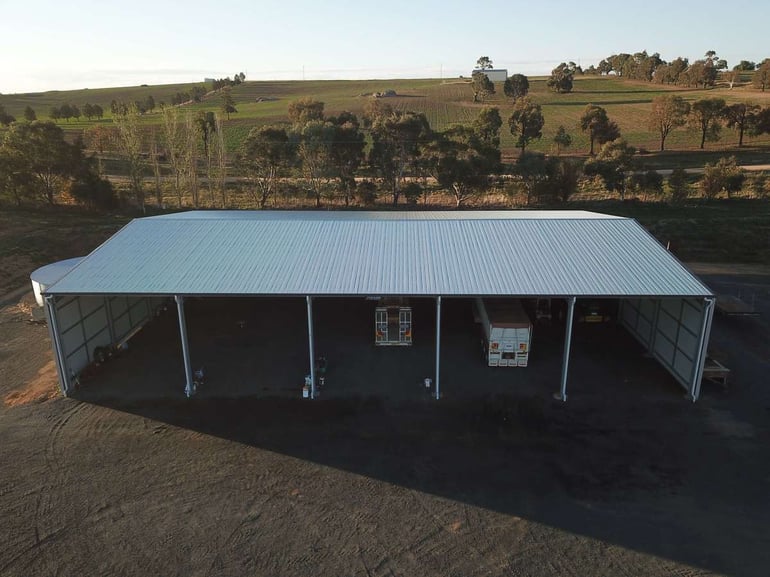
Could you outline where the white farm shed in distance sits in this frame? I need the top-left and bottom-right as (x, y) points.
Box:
(37, 210), (715, 402)
(471, 69), (508, 82)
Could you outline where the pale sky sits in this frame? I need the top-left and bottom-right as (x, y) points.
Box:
(1, 0), (768, 94)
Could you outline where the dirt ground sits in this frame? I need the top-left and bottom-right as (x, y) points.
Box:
(1, 269), (769, 576)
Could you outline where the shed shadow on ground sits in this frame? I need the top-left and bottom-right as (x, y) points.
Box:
(72, 296), (770, 577)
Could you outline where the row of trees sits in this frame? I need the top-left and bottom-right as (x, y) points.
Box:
(473, 59), (586, 96)
(549, 52), (770, 94)
(649, 95), (770, 150)
(475, 58), (581, 95)
(44, 85), (237, 127)
(470, 58), (770, 153)
(474, 52), (769, 98)
(238, 95), (770, 208)
(210, 73), (246, 91)
(588, 50), (770, 91)
(1, 112), (764, 211)
(235, 96), (618, 208)
(49, 102), (106, 122)
(107, 103), (228, 213)
(472, 57), (533, 102)
(170, 85), (208, 106)
(4, 89), (768, 211)
(237, 97), (508, 208)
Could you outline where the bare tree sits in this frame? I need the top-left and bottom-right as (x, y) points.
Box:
(162, 106), (185, 207)
(214, 113), (227, 208)
(297, 120), (334, 208)
(183, 112), (201, 207)
(149, 129), (163, 207)
(113, 103), (146, 213)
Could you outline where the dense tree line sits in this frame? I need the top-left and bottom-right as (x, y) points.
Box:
(210, 73), (246, 91)
(646, 95), (770, 150)
(49, 102), (104, 122)
(586, 50), (770, 91)
(5, 68), (770, 211)
(230, 92), (770, 208)
(0, 121), (114, 207)
(170, 85), (207, 106)
(235, 95), (579, 208)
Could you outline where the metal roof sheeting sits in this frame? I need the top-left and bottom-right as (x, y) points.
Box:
(45, 210), (713, 298)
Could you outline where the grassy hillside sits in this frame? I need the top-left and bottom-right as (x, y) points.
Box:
(3, 76), (770, 161)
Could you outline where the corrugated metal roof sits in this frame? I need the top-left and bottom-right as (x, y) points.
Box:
(45, 210), (713, 298)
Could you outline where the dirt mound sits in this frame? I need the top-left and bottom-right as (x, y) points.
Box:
(4, 360), (59, 407)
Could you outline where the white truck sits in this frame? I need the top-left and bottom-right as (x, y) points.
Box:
(475, 298), (532, 367)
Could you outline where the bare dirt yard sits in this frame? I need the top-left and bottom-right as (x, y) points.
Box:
(1, 267), (769, 576)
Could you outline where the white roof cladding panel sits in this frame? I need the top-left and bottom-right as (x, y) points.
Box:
(45, 211), (713, 298)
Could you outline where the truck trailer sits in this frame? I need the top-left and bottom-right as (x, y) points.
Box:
(475, 298), (533, 367)
(375, 298), (412, 346)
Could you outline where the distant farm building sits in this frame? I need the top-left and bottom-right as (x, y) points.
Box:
(471, 69), (508, 82)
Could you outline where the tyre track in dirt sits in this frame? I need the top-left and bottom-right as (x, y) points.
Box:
(207, 465), (355, 576)
(4, 399), (146, 576)
(32, 401), (94, 574)
(202, 482), (283, 577)
(0, 401), (87, 575)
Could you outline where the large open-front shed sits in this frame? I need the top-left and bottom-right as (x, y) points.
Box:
(37, 210), (715, 401)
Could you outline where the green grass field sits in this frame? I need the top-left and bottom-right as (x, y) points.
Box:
(2, 75), (770, 162)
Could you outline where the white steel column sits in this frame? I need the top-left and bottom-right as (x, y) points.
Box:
(306, 296), (316, 399)
(555, 296), (576, 402)
(45, 295), (70, 396)
(690, 297), (715, 402)
(435, 295), (442, 400)
(175, 295), (195, 397)
(104, 296), (116, 345)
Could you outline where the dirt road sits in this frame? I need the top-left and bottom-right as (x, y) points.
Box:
(1, 267), (769, 576)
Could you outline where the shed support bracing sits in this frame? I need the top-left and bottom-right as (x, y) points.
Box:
(435, 295), (442, 400)
(690, 297), (715, 402)
(45, 295), (70, 396)
(555, 296), (576, 402)
(174, 295), (195, 397)
(306, 296), (316, 399)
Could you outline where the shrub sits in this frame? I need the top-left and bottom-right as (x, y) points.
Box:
(402, 182), (423, 205)
(68, 172), (117, 209)
(700, 156), (745, 200)
(630, 169), (664, 197)
(667, 168), (690, 205)
(355, 180), (378, 206)
(747, 173), (768, 199)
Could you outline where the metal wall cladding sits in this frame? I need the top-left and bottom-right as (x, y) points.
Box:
(46, 211), (712, 298)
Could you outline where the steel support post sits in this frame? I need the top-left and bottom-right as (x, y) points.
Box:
(435, 295), (442, 400)
(45, 295), (70, 396)
(555, 296), (576, 402)
(690, 297), (715, 402)
(175, 295), (195, 397)
(306, 296), (316, 399)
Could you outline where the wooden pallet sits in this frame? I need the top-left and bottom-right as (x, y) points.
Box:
(702, 357), (730, 388)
